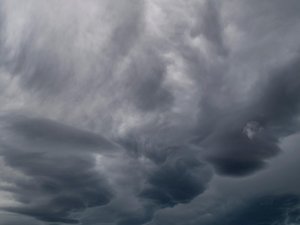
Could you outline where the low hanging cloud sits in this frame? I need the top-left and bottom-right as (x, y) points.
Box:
(1, 115), (121, 154)
(209, 194), (300, 225)
(0, 116), (118, 223)
(0, 0), (300, 224)
(195, 55), (300, 176)
(140, 146), (212, 207)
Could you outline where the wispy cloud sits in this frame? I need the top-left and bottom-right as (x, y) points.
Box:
(0, 0), (300, 224)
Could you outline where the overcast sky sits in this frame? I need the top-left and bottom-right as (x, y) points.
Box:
(0, 0), (300, 224)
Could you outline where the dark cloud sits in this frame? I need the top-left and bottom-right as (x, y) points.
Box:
(116, 208), (155, 225)
(0, 116), (115, 224)
(212, 194), (300, 225)
(126, 50), (174, 112)
(255, 56), (300, 131)
(193, 55), (300, 176)
(5, 116), (121, 154)
(0, 152), (113, 223)
(0, 212), (44, 225)
(140, 147), (212, 207)
(199, 118), (281, 176)
(0, 0), (300, 224)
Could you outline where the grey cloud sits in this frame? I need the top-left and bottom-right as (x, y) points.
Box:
(0, 0), (300, 224)
(0, 116), (116, 224)
(82, 204), (154, 225)
(3, 116), (121, 154)
(191, 1), (227, 56)
(192, 55), (300, 176)
(211, 194), (300, 225)
(185, 133), (300, 225)
(199, 117), (281, 176)
(255, 56), (300, 131)
(1, 150), (113, 224)
(0, 4), (73, 96)
(0, 212), (44, 225)
(128, 52), (174, 112)
(140, 147), (212, 207)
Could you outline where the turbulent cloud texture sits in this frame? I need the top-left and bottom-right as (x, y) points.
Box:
(0, 0), (300, 224)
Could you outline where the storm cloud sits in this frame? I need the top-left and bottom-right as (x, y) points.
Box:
(0, 0), (300, 224)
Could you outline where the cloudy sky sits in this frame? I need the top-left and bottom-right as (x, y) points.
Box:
(0, 0), (300, 224)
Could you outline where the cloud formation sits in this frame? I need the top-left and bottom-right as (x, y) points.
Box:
(0, 0), (300, 224)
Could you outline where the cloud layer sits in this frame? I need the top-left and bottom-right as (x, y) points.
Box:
(0, 0), (300, 224)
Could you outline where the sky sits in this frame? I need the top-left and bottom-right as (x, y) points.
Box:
(0, 0), (300, 224)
